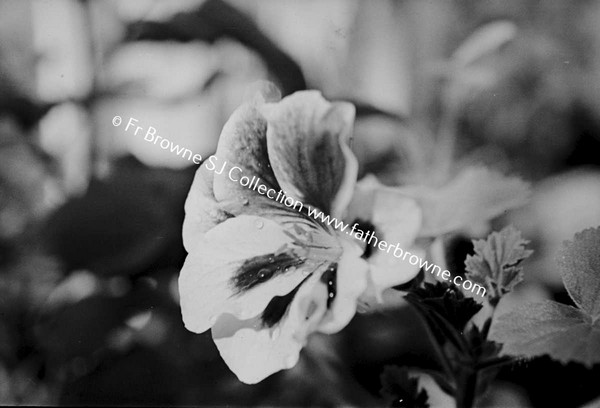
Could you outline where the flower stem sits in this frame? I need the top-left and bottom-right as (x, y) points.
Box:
(455, 368), (477, 408)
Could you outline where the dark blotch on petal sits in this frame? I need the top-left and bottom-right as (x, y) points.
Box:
(352, 218), (377, 259)
(232, 251), (303, 294)
(260, 262), (337, 328)
(321, 263), (337, 308)
(264, 94), (354, 215)
(260, 280), (304, 328)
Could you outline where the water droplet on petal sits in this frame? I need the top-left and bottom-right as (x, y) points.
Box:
(255, 219), (264, 229)
(241, 197), (249, 206)
(258, 268), (269, 281)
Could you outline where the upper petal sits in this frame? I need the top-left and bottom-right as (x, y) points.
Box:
(182, 165), (231, 252)
(262, 91), (358, 218)
(210, 84), (299, 220)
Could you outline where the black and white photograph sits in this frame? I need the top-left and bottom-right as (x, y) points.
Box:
(1, 0), (600, 406)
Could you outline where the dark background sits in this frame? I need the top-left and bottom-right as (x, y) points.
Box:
(1, 0), (600, 406)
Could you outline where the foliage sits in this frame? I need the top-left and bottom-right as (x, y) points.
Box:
(490, 227), (600, 367)
(383, 226), (533, 408)
(465, 225), (533, 304)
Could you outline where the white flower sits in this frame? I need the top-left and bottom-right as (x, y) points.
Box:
(179, 85), (422, 384)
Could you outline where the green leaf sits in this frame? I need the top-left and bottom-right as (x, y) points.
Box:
(490, 227), (600, 367)
(464, 225), (533, 299)
(380, 366), (430, 408)
(490, 301), (600, 367)
(557, 227), (600, 318)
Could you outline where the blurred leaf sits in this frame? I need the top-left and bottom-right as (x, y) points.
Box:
(399, 167), (530, 237)
(0, 363), (54, 405)
(127, 0), (305, 95)
(36, 295), (127, 365)
(465, 226), (533, 300)
(490, 300), (600, 367)
(490, 227), (600, 367)
(380, 366), (429, 408)
(0, 120), (57, 239)
(59, 347), (183, 405)
(36, 278), (172, 366)
(557, 227), (600, 317)
(43, 157), (190, 276)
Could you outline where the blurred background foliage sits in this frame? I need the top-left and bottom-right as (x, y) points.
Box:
(1, 0), (600, 406)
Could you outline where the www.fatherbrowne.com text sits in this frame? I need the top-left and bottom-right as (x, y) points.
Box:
(114, 116), (486, 297)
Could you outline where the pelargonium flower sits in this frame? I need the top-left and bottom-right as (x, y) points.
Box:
(179, 85), (423, 384)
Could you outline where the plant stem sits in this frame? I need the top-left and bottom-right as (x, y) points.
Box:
(455, 368), (477, 408)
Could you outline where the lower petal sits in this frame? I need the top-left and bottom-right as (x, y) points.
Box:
(211, 272), (328, 384)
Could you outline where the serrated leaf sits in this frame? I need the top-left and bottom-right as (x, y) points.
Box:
(557, 227), (600, 318)
(490, 227), (600, 368)
(465, 225), (533, 299)
(490, 300), (600, 368)
(380, 366), (430, 408)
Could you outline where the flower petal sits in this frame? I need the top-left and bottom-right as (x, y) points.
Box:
(179, 215), (310, 334)
(359, 248), (425, 311)
(262, 91), (357, 217)
(347, 174), (422, 248)
(211, 272), (329, 384)
(346, 175), (424, 305)
(370, 248), (425, 291)
(182, 165), (231, 252)
(317, 239), (369, 334)
(210, 85), (298, 220)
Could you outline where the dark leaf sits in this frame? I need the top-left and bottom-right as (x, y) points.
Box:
(405, 282), (483, 332)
